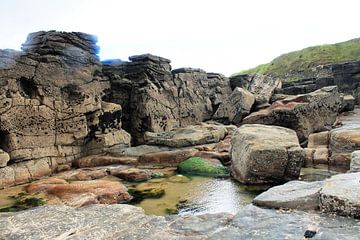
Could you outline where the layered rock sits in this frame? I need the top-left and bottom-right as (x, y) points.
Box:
(103, 58), (232, 144)
(243, 86), (341, 142)
(0, 31), (130, 188)
(277, 60), (360, 104)
(230, 124), (304, 184)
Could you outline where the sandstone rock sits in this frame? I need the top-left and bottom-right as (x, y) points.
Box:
(350, 151), (360, 172)
(213, 87), (255, 124)
(253, 181), (323, 210)
(73, 155), (138, 168)
(110, 168), (151, 182)
(320, 172), (360, 217)
(144, 123), (227, 148)
(231, 124), (304, 184)
(138, 149), (198, 165)
(243, 86), (341, 142)
(0, 149), (10, 167)
(0, 31), (129, 186)
(54, 168), (109, 181)
(313, 147), (329, 165)
(340, 94), (355, 112)
(230, 74), (281, 106)
(103, 58), (232, 144)
(26, 177), (132, 207)
(308, 131), (329, 148)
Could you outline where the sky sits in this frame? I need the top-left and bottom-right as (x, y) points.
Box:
(1, 0), (360, 76)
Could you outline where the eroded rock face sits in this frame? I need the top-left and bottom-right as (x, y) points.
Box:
(0, 31), (130, 188)
(103, 59), (232, 144)
(230, 124), (304, 184)
(243, 86), (341, 142)
(230, 74), (281, 106)
(213, 87), (255, 124)
(350, 151), (360, 172)
(278, 60), (360, 104)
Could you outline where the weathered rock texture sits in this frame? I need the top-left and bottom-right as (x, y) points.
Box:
(230, 74), (282, 106)
(243, 86), (341, 142)
(212, 87), (255, 124)
(350, 150), (360, 172)
(277, 60), (360, 104)
(231, 124), (304, 184)
(1, 204), (360, 239)
(0, 31), (130, 188)
(103, 59), (232, 144)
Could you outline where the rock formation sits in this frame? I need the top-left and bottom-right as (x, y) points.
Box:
(103, 59), (232, 144)
(230, 124), (304, 184)
(0, 31), (130, 188)
(242, 86), (341, 142)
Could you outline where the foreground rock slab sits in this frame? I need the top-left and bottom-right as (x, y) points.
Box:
(1, 204), (360, 239)
(253, 180), (323, 210)
(231, 124), (304, 184)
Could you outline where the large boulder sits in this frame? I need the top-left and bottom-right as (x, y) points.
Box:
(212, 87), (255, 124)
(242, 86), (341, 142)
(230, 124), (304, 184)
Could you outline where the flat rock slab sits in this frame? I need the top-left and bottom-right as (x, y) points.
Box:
(320, 172), (360, 217)
(253, 180), (324, 210)
(144, 123), (228, 148)
(1, 204), (360, 239)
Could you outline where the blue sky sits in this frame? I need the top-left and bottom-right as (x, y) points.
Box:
(1, 0), (360, 76)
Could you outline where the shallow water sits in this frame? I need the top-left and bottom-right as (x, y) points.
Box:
(134, 175), (267, 216)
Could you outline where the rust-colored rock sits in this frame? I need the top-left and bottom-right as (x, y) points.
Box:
(74, 155), (138, 168)
(138, 149), (198, 165)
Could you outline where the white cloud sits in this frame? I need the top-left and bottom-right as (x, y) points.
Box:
(0, 0), (359, 76)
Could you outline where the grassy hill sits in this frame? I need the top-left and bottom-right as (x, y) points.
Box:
(233, 37), (360, 81)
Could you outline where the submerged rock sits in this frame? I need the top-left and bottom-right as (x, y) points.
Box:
(231, 124), (304, 184)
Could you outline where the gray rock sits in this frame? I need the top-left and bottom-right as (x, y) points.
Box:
(253, 180), (324, 210)
(320, 172), (360, 217)
(213, 87), (255, 124)
(230, 124), (304, 184)
(1, 204), (360, 239)
(340, 94), (355, 112)
(350, 150), (360, 172)
(210, 204), (360, 240)
(144, 123), (228, 148)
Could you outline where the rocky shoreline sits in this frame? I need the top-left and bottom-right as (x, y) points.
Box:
(0, 31), (360, 239)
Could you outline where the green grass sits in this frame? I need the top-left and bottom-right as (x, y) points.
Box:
(233, 37), (360, 82)
(177, 157), (229, 177)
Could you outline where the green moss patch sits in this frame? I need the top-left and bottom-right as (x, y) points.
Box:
(177, 157), (229, 177)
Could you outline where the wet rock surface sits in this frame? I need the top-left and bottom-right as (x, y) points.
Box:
(1, 204), (360, 240)
(231, 124), (304, 184)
